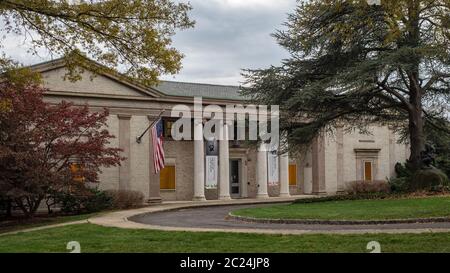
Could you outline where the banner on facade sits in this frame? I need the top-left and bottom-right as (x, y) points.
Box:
(206, 140), (219, 156)
(267, 151), (279, 186)
(205, 155), (218, 189)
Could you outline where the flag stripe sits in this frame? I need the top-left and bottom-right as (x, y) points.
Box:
(151, 119), (165, 174)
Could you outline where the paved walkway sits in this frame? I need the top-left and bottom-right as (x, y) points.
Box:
(89, 197), (450, 235)
(0, 197), (299, 236)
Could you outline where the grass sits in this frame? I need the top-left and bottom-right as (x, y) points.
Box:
(1, 224), (450, 253)
(0, 213), (99, 234)
(232, 196), (450, 221)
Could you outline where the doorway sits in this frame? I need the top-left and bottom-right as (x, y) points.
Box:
(230, 159), (241, 198)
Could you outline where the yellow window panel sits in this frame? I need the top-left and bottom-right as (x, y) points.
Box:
(364, 161), (373, 181)
(70, 163), (85, 183)
(289, 164), (297, 186)
(160, 166), (176, 190)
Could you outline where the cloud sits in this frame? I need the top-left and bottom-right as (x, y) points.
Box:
(209, 0), (294, 10)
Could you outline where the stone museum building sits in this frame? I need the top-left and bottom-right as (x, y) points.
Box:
(31, 58), (409, 202)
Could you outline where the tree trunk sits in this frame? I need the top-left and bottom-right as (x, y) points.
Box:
(15, 196), (43, 218)
(408, 107), (425, 170)
(406, 1), (423, 171)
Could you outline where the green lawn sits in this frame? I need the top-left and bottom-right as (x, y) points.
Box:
(232, 196), (450, 221)
(0, 224), (450, 253)
(0, 213), (99, 234)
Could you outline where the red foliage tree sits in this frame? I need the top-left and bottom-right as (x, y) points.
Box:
(0, 83), (123, 217)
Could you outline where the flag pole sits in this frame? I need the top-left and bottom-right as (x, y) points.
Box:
(136, 109), (166, 144)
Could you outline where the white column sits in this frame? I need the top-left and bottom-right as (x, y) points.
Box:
(256, 143), (269, 198)
(279, 152), (291, 197)
(193, 120), (206, 201)
(219, 121), (231, 200)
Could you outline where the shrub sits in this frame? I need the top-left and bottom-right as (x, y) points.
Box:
(391, 162), (449, 192)
(84, 189), (114, 213)
(57, 187), (113, 214)
(389, 176), (411, 193)
(293, 193), (397, 204)
(410, 167), (449, 192)
(436, 155), (450, 179)
(105, 190), (144, 209)
(345, 180), (391, 195)
(56, 188), (144, 214)
(395, 162), (414, 178)
(388, 162), (414, 192)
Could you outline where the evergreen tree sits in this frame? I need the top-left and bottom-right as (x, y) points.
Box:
(243, 0), (450, 170)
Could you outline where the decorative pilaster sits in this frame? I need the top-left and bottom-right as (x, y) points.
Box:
(336, 126), (345, 193)
(118, 114), (131, 191)
(388, 129), (396, 178)
(312, 135), (327, 195)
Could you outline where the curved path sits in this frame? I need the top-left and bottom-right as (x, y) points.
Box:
(89, 198), (450, 235)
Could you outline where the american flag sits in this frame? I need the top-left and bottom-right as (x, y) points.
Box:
(151, 119), (165, 174)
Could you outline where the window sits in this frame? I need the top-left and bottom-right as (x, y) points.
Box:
(289, 164), (297, 186)
(160, 166), (176, 190)
(163, 118), (194, 140)
(163, 119), (175, 138)
(231, 121), (240, 147)
(70, 163), (85, 183)
(364, 161), (373, 181)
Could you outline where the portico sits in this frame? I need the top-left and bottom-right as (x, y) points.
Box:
(192, 120), (292, 201)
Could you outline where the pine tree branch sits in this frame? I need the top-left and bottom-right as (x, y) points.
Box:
(377, 82), (413, 112)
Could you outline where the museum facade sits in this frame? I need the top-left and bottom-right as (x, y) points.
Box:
(32, 58), (409, 202)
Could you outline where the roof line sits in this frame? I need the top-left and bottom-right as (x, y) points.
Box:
(24, 57), (245, 101)
(159, 80), (240, 89)
(26, 58), (242, 90)
(24, 57), (165, 98)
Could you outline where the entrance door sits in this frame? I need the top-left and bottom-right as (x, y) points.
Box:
(230, 159), (241, 198)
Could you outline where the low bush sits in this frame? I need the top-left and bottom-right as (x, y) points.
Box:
(53, 188), (144, 215)
(390, 162), (449, 192)
(410, 167), (449, 192)
(388, 177), (411, 193)
(105, 190), (144, 209)
(388, 162), (414, 193)
(345, 180), (391, 195)
(292, 193), (398, 204)
(57, 187), (113, 214)
(395, 162), (414, 178)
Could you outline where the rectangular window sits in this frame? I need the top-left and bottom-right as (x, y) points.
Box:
(163, 119), (175, 139)
(289, 164), (297, 186)
(160, 166), (176, 190)
(70, 163), (85, 183)
(364, 161), (373, 181)
(163, 118), (195, 140)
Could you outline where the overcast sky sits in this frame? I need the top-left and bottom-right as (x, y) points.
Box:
(160, 0), (297, 85)
(3, 0), (297, 86)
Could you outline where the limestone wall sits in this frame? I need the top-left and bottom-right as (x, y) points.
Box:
(323, 126), (409, 194)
